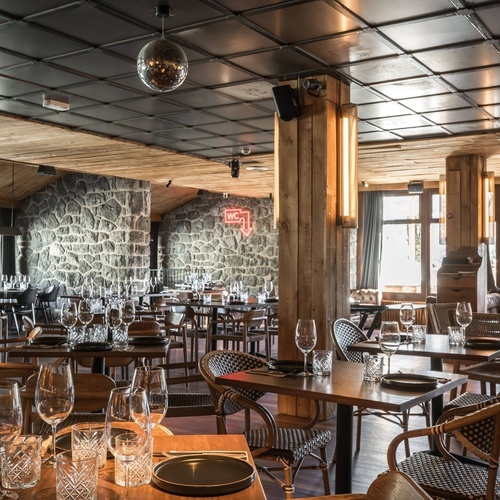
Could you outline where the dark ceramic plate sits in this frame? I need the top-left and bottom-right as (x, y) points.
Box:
(152, 455), (255, 496)
(30, 336), (67, 346)
(265, 298), (278, 303)
(228, 301), (245, 305)
(380, 373), (437, 390)
(465, 337), (500, 349)
(129, 336), (168, 345)
(72, 342), (112, 351)
(268, 360), (312, 373)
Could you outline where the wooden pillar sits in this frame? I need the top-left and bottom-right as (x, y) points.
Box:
(275, 75), (351, 418)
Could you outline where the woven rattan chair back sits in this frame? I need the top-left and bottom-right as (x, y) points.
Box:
(465, 312), (500, 339)
(331, 319), (367, 363)
(427, 302), (456, 334)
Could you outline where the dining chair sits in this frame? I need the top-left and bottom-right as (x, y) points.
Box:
(10, 287), (37, 335)
(426, 302), (456, 334)
(199, 349), (331, 499)
(387, 397), (500, 499)
(206, 309), (269, 360)
(35, 284), (60, 324)
(172, 304), (209, 363)
(331, 319), (430, 457)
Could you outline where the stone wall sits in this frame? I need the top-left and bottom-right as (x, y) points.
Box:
(159, 191), (278, 297)
(16, 173), (151, 293)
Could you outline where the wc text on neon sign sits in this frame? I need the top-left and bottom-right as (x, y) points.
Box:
(224, 208), (254, 237)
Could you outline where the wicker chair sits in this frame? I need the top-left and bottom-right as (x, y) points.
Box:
(388, 398), (500, 499)
(331, 319), (430, 457)
(426, 302), (456, 334)
(199, 349), (331, 499)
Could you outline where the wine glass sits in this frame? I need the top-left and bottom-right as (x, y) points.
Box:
(106, 301), (122, 331)
(399, 303), (415, 344)
(122, 299), (135, 335)
(264, 280), (274, 300)
(78, 298), (94, 334)
(35, 362), (74, 467)
(105, 387), (150, 500)
(132, 366), (168, 428)
(456, 302), (473, 334)
(378, 321), (401, 374)
(60, 300), (78, 339)
(0, 380), (23, 499)
(1, 274), (7, 290)
(295, 319), (317, 376)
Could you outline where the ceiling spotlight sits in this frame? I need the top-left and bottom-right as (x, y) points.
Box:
(229, 159), (240, 178)
(137, 5), (188, 93)
(42, 93), (69, 111)
(360, 181), (369, 188)
(303, 78), (324, 92)
(37, 165), (57, 176)
(241, 146), (251, 155)
(222, 192), (229, 199)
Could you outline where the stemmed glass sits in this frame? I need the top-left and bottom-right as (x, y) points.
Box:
(78, 298), (94, 334)
(264, 280), (274, 300)
(105, 387), (150, 500)
(132, 366), (168, 428)
(0, 380), (23, 499)
(122, 299), (136, 335)
(399, 303), (415, 344)
(295, 319), (317, 376)
(456, 301), (473, 335)
(60, 300), (78, 340)
(35, 362), (74, 467)
(1, 274), (8, 290)
(378, 321), (401, 374)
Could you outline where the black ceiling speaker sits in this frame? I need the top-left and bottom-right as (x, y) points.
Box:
(272, 85), (301, 121)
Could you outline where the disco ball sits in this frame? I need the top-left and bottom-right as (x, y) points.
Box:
(137, 38), (188, 92)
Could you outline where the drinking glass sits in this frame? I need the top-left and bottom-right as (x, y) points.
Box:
(105, 387), (150, 500)
(60, 300), (78, 340)
(264, 280), (273, 299)
(81, 279), (92, 300)
(295, 319), (317, 376)
(1, 274), (8, 289)
(399, 303), (415, 344)
(78, 298), (94, 333)
(0, 380), (23, 499)
(378, 321), (401, 374)
(132, 366), (168, 428)
(106, 301), (122, 344)
(35, 362), (74, 467)
(122, 300), (135, 334)
(455, 302), (473, 335)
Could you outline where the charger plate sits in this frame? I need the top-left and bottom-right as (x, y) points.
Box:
(30, 336), (66, 346)
(129, 336), (168, 345)
(380, 373), (438, 390)
(268, 360), (312, 373)
(72, 342), (112, 351)
(465, 337), (500, 349)
(152, 455), (255, 496)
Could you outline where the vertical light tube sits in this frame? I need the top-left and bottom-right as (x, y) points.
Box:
(439, 174), (446, 245)
(339, 103), (358, 228)
(483, 171), (495, 243)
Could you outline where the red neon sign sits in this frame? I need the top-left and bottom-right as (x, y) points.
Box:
(224, 208), (254, 236)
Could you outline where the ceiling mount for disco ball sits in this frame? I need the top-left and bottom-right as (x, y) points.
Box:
(137, 5), (188, 93)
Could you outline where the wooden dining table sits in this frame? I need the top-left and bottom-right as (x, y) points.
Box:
(14, 432), (266, 499)
(215, 360), (467, 495)
(348, 333), (500, 372)
(9, 342), (170, 374)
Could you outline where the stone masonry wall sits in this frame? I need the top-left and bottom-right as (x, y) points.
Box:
(16, 173), (151, 293)
(159, 191), (278, 297)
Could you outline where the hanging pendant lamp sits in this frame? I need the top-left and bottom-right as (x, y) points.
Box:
(0, 164), (21, 236)
(137, 5), (188, 93)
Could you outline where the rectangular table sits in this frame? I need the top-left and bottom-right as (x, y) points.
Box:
(10, 343), (170, 374)
(216, 360), (467, 495)
(15, 433), (266, 499)
(349, 334), (500, 371)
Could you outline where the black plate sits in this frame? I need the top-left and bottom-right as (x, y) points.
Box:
(380, 373), (438, 390)
(30, 336), (67, 346)
(228, 301), (245, 305)
(268, 360), (312, 373)
(129, 336), (168, 345)
(465, 337), (500, 349)
(265, 298), (278, 303)
(72, 342), (112, 351)
(152, 455), (255, 496)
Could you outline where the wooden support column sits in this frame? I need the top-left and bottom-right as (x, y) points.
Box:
(275, 75), (351, 418)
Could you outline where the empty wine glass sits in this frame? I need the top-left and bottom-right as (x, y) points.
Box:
(35, 362), (74, 467)
(399, 303), (415, 344)
(264, 280), (274, 300)
(78, 298), (94, 334)
(60, 300), (78, 340)
(0, 380), (23, 499)
(378, 321), (401, 374)
(105, 386), (150, 500)
(456, 302), (473, 335)
(295, 319), (317, 376)
(121, 299), (135, 333)
(132, 366), (168, 428)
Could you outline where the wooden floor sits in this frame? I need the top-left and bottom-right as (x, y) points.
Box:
(162, 341), (481, 499)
